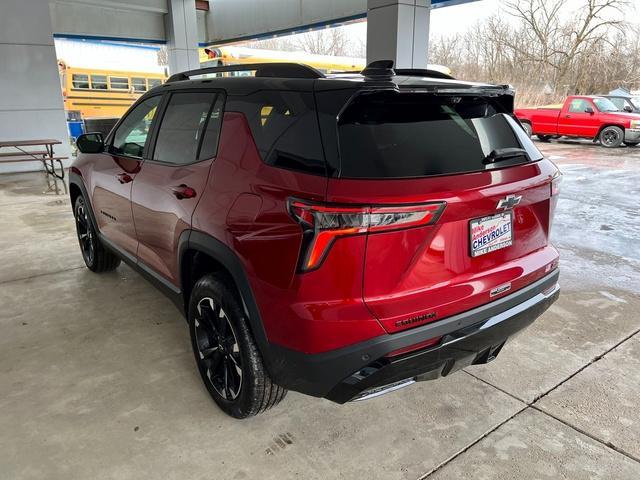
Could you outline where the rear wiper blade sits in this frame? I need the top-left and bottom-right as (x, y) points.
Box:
(483, 147), (529, 164)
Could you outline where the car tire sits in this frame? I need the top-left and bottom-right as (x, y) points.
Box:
(624, 141), (639, 147)
(188, 273), (287, 418)
(599, 126), (624, 148)
(537, 134), (552, 142)
(73, 196), (121, 272)
(521, 122), (533, 138)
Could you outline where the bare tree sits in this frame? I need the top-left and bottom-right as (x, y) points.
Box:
(294, 28), (350, 56)
(503, 0), (628, 90)
(429, 0), (637, 106)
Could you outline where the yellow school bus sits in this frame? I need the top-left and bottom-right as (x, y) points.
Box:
(58, 60), (166, 119)
(199, 46), (452, 76)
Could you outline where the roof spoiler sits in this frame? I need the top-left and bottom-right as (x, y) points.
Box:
(166, 63), (325, 83)
(361, 61), (456, 80)
(361, 60), (395, 78)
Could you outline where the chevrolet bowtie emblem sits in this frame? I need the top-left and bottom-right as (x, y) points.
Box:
(497, 194), (522, 210)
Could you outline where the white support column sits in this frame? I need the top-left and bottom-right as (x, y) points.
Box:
(366, 0), (431, 69)
(0, 0), (71, 173)
(165, 0), (200, 74)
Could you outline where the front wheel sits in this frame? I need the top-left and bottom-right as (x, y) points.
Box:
(73, 196), (120, 272)
(521, 122), (533, 138)
(599, 126), (624, 148)
(188, 273), (287, 418)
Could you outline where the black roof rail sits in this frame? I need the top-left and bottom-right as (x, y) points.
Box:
(166, 62), (325, 83)
(395, 68), (455, 80)
(361, 60), (395, 78)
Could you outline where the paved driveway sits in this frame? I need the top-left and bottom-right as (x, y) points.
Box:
(1, 141), (639, 479)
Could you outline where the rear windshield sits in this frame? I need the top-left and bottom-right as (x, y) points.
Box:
(337, 92), (542, 179)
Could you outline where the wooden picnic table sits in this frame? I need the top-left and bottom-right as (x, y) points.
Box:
(0, 138), (68, 194)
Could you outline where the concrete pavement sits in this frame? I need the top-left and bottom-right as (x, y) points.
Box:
(1, 140), (639, 479)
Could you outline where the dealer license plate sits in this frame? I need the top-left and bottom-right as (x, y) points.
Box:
(470, 212), (513, 257)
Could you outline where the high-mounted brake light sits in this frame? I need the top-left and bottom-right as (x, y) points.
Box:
(288, 199), (446, 272)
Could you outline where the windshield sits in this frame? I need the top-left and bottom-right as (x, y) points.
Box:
(337, 92), (542, 179)
(631, 97), (640, 109)
(593, 98), (619, 112)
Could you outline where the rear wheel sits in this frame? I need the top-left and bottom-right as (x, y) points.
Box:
(599, 126), (624, 148)
(73, 196), (120, 272)
(188, 273), (287, 418)
(537, 134), (552, 142)
(521, 122), (533, 138)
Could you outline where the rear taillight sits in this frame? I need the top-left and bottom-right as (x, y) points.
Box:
(288, 199), (446, 272)
(551, 171), (562, 196)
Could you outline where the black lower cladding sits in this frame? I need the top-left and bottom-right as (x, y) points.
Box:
(268, 269), (560, 403)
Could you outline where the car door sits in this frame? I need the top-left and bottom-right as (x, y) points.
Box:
(90, 95), (162, 255)
(131, 90), (225, 287)
(557, 98), (600, 137)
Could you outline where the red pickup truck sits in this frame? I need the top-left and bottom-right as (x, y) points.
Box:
(515, 95), (640, 148)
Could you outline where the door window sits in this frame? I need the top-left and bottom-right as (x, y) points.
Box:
(152, 92), (220, 165)
(111, 96), (161, 158)
(198, 95), (225, 160)
(568, 99), (589, 113)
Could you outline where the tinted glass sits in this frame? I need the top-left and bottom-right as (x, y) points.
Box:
(153, 92), (216, 165)
(226, 91), (325, 175)
(111, 96), (161, 158)
(198, 95), (225, 160)
(91, 75), (107, 90)
(72, 74), (89, 89)
(337, 92), (542, 179)
(132, 78), (147, 93)
(110, 76), (129, 90)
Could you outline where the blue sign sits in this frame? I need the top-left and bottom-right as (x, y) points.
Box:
(431, 0), (481, 8)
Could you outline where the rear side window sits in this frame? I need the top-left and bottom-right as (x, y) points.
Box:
(152, 92), (223, 165)
(337, 92), (543, 179)
(226, 91), (325, 175)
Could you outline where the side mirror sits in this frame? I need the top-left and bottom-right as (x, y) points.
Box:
(76, 132), (104, 154)
(584, 107), (594, 114)
(624, 105), (633, 113)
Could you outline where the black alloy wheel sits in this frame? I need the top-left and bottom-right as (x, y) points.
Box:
(73, 195), (120, 272)
(600, 126), (623, 148)
(74, 196), (95, 266)
(194, 297), (243, 401)
(188, 273), (287, 418)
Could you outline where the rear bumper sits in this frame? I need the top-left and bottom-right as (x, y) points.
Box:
(268, 269), (560, 403)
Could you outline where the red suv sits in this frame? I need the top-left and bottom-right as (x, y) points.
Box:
(70, 61), (561, 418)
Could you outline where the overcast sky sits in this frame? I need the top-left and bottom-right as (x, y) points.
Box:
(344, 0), (638, 42)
